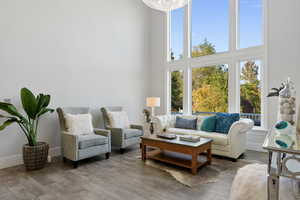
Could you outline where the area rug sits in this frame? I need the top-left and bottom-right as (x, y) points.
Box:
(142, 155), (260, 188)
(230, 163), (298, 200)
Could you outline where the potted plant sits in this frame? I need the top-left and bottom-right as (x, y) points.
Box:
(0, 88), (54, 170)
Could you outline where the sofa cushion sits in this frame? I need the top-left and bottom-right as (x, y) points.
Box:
(78, 134), (108, 149)
(216, 113), (240, 134)
(201, 115), (217, 132)
(167, 128), (229, 146)
(175, 116), (197, 130)
(124, 129), (143, 139)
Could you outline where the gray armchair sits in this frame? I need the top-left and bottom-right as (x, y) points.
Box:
(57, 107), (111, 168)
(101, 107), (143, 153)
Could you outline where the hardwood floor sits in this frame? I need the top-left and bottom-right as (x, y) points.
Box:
(0, 146), (267, 200)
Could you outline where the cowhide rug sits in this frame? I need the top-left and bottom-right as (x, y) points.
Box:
(141, 153), (259, 188)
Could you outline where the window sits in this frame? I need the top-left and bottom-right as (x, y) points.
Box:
(170, 8), (184, 61)
(166, 0), (266, 128)
(192, 65), (229, 114)
(191, 0), (229, 57)
(171, 70), (184, 114)
(240, 60), (262, 126)
(238, 0), (263, 49)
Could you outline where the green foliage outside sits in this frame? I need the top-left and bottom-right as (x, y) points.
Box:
(171, 39), (261, 115)
(171, 71), (183, 112)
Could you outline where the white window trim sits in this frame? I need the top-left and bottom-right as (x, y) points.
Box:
(164, 0), (269, 130)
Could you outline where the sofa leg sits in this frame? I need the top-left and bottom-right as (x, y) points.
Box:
(105, 152), (110, 159)
(120, 148), (125, 154)
(231, 158), (238, 162)
(63, 157), (67, 163)
(73, 161), (78, 168)
(238, 153), (245, 159)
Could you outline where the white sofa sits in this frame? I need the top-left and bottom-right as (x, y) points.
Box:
(152, 115), (254, 159)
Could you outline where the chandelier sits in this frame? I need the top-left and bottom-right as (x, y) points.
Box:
(142, 0), (190, 12)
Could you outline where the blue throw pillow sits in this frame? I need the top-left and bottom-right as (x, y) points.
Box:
(175, 116), (197, 130)
(215, 113), (240, 134)
(201, 115), (217, 132)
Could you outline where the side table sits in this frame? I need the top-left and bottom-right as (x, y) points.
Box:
(263, 127), (300, 200)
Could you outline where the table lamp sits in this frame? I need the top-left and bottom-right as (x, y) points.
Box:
(146, 97), (160, 116)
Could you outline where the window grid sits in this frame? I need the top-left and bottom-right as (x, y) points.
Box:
(166, 0), (267, 129)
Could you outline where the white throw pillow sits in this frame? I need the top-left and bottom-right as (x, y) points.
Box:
(107, 111), (130, 129)
(64, 113), (94, 135)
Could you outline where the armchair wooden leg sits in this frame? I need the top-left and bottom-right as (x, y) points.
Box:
(120, 148), (125, 154)
(73, 161), (78, 168)
(105, 152), (110, 159)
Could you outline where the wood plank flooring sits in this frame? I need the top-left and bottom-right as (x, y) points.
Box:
(0, 146), (267, 200)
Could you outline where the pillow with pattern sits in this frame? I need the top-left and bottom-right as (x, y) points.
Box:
(215, 113), (240, 134)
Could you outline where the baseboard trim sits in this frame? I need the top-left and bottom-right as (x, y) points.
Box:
(0, 147), (61, 170)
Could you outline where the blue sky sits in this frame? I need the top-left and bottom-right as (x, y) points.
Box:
(171, 0), (263, 59)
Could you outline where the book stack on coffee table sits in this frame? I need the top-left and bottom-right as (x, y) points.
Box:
(179, 135), (201, 143)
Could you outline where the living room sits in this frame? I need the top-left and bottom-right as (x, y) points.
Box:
(0, 0), (299, 199)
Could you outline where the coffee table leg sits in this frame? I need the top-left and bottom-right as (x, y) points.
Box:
(141, 143), (146, 161)
(207, 146), (212, 165)
(191, 152), (198, 175)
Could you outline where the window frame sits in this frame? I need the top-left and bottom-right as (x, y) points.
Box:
(164, 0), (268, 129)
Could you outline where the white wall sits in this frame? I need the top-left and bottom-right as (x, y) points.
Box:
(149, 0), (300, 151)
(0, 0), (150, 168)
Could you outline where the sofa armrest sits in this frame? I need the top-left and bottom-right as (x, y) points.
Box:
(226, 119), (254, 159)
(229, 118), (254, 135)
(61, 131), (79, 161)
(107, 128), (124, 147)
(94, 128), (111, 137)
(94, 128), (111, 152)
(130, 124), (143, 132)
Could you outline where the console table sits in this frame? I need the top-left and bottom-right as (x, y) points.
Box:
(263, 128), (300, 200)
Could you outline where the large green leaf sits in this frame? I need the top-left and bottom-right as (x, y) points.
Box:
(37, 108), (54, 117)
(36, 94), (50, 112)
(0, 118), (18, 131)
(36, 94), (44, 113)
(42, 95), (50, 108)
(21, 88), (38, 119)
(0, 102), (25, 119)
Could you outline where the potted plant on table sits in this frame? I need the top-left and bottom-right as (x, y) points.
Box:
(0, 88), (54, 170)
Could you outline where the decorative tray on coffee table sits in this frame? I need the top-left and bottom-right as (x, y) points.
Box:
(156, 133), (177, 140)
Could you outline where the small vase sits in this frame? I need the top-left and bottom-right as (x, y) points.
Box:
(274, 121), (294, 148)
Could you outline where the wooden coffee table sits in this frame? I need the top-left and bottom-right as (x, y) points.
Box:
(141, 135), (212, 175)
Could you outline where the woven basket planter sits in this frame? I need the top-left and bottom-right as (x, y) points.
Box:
(23, 142), (49, 170)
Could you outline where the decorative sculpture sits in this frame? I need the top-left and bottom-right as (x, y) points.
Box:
(268, 77), (296, 125)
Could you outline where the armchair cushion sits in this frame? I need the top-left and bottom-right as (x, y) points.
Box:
(107, 111), (130, 129)
(64, 113), (93, 135)
(124, 129), (143, 139)
(78, 134), (108, 149)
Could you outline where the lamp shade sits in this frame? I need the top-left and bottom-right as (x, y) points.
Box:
(146, 97), (160, 107)
(142, 0), (190, 12)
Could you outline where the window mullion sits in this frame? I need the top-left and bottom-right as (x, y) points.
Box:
(229, 0), (238, 52)
(183, 3), (191, 59)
